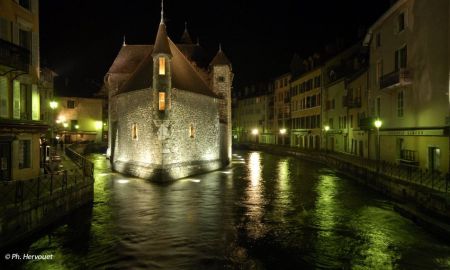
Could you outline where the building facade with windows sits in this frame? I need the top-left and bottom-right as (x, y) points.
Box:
(273, 73), (291, 145)
(322, 44), (369, 154)
(290, 68), (322, 150)
(52, 97), (105, 143)
(367, 0), (450, 173)
(233, 84), (273, 144)
(0, 0), (48, 181)
(105, 11), (233, 181)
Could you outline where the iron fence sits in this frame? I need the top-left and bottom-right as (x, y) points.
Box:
(65, 146), (94, 178)
(0, 170), (93, 216)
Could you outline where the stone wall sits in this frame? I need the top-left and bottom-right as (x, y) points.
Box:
(111, 88), (162, 179)
(110, 87), (224, 181)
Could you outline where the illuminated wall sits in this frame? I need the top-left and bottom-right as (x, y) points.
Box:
(110, 87), (223, 181)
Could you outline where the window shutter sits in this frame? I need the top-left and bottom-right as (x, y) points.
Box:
(31, 32), (39, 67)
(31, 84), (39, 120)
(13, 80), (20, 119)
(0, 77), (8, 118)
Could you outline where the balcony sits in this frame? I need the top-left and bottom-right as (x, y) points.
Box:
(379, 68), (412, 89)
(358, 117), (375, 130)
(343, 96), (361, 108)
(0, 38), (30, 72)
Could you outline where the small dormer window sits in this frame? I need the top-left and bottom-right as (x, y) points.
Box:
(159, 57), (165, 75)
(159, 92), (165, 111)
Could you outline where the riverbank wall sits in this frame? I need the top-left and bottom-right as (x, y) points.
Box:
(0, 149), (94, 249)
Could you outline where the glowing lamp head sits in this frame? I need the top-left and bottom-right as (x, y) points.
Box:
(95, 121), (103, 130)
(324, 125), (330, 132)
(251, 129), (259, 135)
(280, 128), (287, 135)
(55, 135), (60, 140)
(374, 119), (382, 129)
(75, 124), (80, 129)
(49, 101), (58, 110)
(63, 122), (68, 128)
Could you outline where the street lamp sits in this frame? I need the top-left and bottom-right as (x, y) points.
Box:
(324, 125), (330, 152)
(374, 119), (383, 173)
(49, 100), (58, 149)
(252, 128), (258, 144)
(280, 128), (286, 145)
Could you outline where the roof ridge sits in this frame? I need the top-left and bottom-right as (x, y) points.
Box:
(118, 48), (154, 94)
(169, 38), (214, 95)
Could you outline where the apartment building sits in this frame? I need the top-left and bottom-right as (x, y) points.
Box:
(0, 0), (47, 181)
(290, 68), (322, 150)
(367, 0), (450, 173)
(273, 73), (291, 145)
(233, 83), (273, 144)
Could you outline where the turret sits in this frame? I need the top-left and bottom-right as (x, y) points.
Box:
(180, 21), (193, 44)
(209, 44), (233, 163)
(152, 1), (172, 119)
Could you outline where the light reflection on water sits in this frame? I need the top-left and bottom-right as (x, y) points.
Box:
(3, 150), (450, 269)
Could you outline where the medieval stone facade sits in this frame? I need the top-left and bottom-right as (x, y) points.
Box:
(105, 12), (232, 181)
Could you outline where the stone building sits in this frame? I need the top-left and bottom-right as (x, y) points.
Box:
(0, 0), (47, 181)
(104, 10), (233, 181)
(366, 0), (450, 173)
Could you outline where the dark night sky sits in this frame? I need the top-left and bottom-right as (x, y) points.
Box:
(39, 0), (391, 96)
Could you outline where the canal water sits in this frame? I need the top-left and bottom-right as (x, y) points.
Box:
(3, 150), (450, 269)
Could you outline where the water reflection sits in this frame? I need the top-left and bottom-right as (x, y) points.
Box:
(3, 151), (450, 269)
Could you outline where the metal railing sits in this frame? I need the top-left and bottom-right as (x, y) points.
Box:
(0, 38), (30, 72)
(380, 68), (411, 89)
(0, 170), (93, 215)
(65, 146), (94, 178)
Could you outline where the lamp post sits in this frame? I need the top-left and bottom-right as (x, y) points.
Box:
(374, 119), (383, 173)
(280, 128), (286, 146)
(252, 128), (259, 144)
(324, 125), (330, 153)
(49, 100), (58, 149)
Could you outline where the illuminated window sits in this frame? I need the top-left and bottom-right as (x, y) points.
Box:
(189, 124), (195, 138)
(159, 92), (165, 111)
(131, 123), (138, 140)
(159, 57), (165, 75)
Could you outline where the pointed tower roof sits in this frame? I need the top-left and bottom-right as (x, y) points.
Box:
(152, 1), (172, 57)
(180, 21), (193, 44)
(209, 44), (231, 67)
